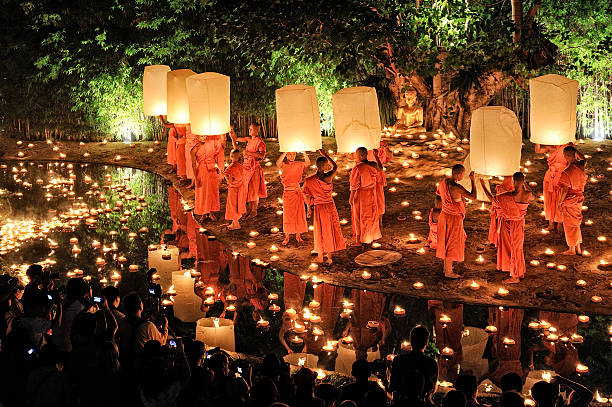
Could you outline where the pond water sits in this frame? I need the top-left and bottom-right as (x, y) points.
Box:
(0, 161), (610, 399)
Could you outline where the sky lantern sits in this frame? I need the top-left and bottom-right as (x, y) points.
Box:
(195, 317), (235, 351)
(186, 72), (230, 136)
(275, 84), (322, 152)
(470, 106), (522, 176)
(332, 86), (381, 153)
(529, 74), (578, 145)
(142, 65), (171, 116)
(166, 69), (196, 124)
(148, 244), (179, 289)
(171, 271), (206, 322)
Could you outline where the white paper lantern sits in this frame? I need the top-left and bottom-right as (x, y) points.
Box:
(529, 74), (578, 145)
(167, 69), (196, 124)
(460, 327), (489, 379)
(332, 87), (381, 153)
(334, 342), (380, 375)
(186, 72), (230, 136)
(143, 65), (171, 116)
(195, 317), (235, 351)
(172, 271), (205, 322)
(147, 244), (179, 289)
(283, 353), (319, 369)
(470, 106), (522, 176)
(459, 154), (491, 202)
(275, 84), (322, 152)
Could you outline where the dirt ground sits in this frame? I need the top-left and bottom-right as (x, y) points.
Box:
(1, 131), (610, 315)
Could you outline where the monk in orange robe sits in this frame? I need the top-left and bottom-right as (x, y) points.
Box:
(185, 125), (198, 188)
(487, 307), (526, 388)
(159, 115), (177, 170)
(302, 149), (346, 264)
(191, 134), (224, 221)
(368, 141), (393, 228)
(428, 300), (463, 377)
(230, 122), (267, 218)
(488, 176), (514, 246)
(223, 149), (247, 230)
(427, 196), (442, 249)
(557, 145), (587, 255)
(276, 152), (310, 245)
(481, 172), (534, 283)
(350, 147), (382, 245)
(436, 165), (476, 278)
(536, 143), (573, 232)
(174, 125), (188, 179)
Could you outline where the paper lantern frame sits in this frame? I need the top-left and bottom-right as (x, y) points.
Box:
(143, 65), (171, 116)
(195, 317), (236, 351)
(275, 84), (322, 152)
(186, 72), (231, 136)
(332, 87), (381, 153)
(167, 69), (196, 125)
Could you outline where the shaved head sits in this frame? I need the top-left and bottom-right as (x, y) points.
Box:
(316, 156), (328, 169)
(512, 172), (525, 183)
(563, 145), (577, 161)
(356, 147), (368, 161)
(451, 164), (465, 178)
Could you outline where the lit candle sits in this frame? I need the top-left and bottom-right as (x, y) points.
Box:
(581, 250), (591, 257)
(249, 230), (259, 237)
(591, 296), (602, 303)
(309, 300), (320, 309)
(269, 244), (279, 252)
(401, 340), (411, 351)
(394, 306), (406, 316)
(585, 219), (593, 226)
(475, 255), (485, 264)
(502, 337), (515, 346)
(546, 262), (556, 269)
(530, 260), (540, 266)
(309, 263), (318, 271)
(413, 281), (424, 289)
(578, 315), (590, 324)
(269, 304), (281, 312)
(575, 363), (589, 374)
(341, 335), (353, 344)
(441, 347), (454, 357)
(416, 247), (425, 255)
(361, 270), (371, 280)
(556, 264), (567, 271)
(497, 288), (509, 297)
(257, 318), (270, 328)
(576, 279), (587, 287)
(570, 333), (583, 344)
(246, 241), (256, 249)
(469, 281), (480, 291)
(544, 248), (555, 255)
(129, 264), (139, 272)
(528, 322), (540, 329)
(597, 236), (606, 242)
(372, 242), (381, 248)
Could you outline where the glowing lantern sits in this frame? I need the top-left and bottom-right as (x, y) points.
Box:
(332, 86), (381, 153)
(459, 153), (491, 202)
(142, 65), (171, 116)
(195, 317), (235, 351)
(166, 69), (196, 124)
(147, 244), (179, 289)
(284, 353), (319, 369)
(275, 84), (322, 152)
(172, 271), (206, 322)
(470, 106), (522, 176)
(186, 72), (230, 136)
(530, 74), (578, 145)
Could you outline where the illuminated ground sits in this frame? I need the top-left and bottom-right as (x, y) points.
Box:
(1, 134), (610, 315)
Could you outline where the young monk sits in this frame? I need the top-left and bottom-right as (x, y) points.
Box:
(158, 115), (177, 171)
(302, 149), (346, 264)
(427, 196), (442, 250)
(481, 172), (534, 284)
(368, 141), (393, 228)
(175, 125), (188, 180)
(276, 151), (310, 245)
(191, 134), (224, 221)
(436, 165), (476, 278)
(488, 176), (515, 246)
(536, 143), (573, 232)
(230, 122), (267, 218)
(557, 145), (587, 255)
(185, 125), (198, 188)
(224, 149), (247, 230)
(350, 147), (382, 245)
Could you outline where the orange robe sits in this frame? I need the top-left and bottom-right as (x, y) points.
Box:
(436, 179), (466, 262)
(489, 177), (514, 246)
(185, 127), (197, 180)
(558, 163), (587, 247)
(488, 307), (525, 388)
(350, 163), (382, 243)
(538, 312), (579, 377)
(281, 161), (308, 235)
(543, 143), (571, 223)
(351, 290), (387, 354)
(168, 186), (180, 233)
(494, 193), (528, 279)
(244, 137), (267, 203)
(428, 300), (463, 374)
(187, 213), (198, 257)
(176, 135), (187, 177)
(167, 127), (177, 165)
(302, 175), (346, 254)
(283, 272), (306, 311)
(427, 208), (439, 249)
(224, 162), (247, 221)
(367, 142), (392, 216)
(194, 139), (222, 216)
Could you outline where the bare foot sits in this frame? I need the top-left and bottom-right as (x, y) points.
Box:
(227, 224), (241, 230)
(188, 181), (195, 189)
(282, 237), (290, 246)
(561, 249), (576, 255)
(444, 272), (462, 279)
(296, 236), (304, 244)
(349, 238), (362, 247)
(503, 277), (520, 284)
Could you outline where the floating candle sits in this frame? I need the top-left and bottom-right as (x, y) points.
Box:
(497, 288), (509, 297)
(485, 325), (498, 334)
(469, 281), (480, 290)
(530, 260), (540, 266)
(246, 241), (256, 249)
(413, 281), (424, 289)
(502, 337), (515, 346)
(575, 363), (589, 374)
(394, 306), (406, 316)
(591, 296), (602, 303)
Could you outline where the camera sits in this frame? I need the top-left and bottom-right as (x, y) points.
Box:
(169, 339), (177, 347)
(93, 296), (103, 303)
(148, 283), (162, 298)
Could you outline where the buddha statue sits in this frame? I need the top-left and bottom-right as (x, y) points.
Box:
(395, 88), (424, 130)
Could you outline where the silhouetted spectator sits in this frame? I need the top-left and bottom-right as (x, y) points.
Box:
(442, 390), (467, 407)
(455, 374), (481, 407)
(499, 391), (524, 407)
(364, 386), (388, 407)
(532, 376), (593, 407)
(500, 372), (523, 393)
(249, 376), (279, 407)
(316, 382), (339, 407)
(338, 359), (379, 405)
(101, 285), (124, 324)
(292, 367), (325, 407)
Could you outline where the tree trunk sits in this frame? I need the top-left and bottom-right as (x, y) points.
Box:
(511, 0), (523, 43)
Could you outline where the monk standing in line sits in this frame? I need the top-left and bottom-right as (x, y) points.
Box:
(159, 115), (177, 172)
(302, 150), (346, 264)
(481, 172), (534, 284)
(350, 147), (382, 245)
(488, 176), (514, 246)
(536, 142), (573, 232)
(185, 125), (198, 188)
(224, 149), (247, 230)
(174, 125), (188, 180)
(191, 134), (224, 221)
(436, 165), (476, 278)
(557, 145), (587, 255)
(276, 151), (310, 246)
(368, 141), (393, 230)
(427, 196), (442, 250)
(230, 122), (267, 219)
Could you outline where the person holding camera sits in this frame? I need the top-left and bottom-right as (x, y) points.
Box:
(52, 277), (95, 352)
(16, 290), (62, 351)
(118, 293), (168, 362)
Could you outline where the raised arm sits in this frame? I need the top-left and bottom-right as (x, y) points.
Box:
(458, 171), (477, 200)
(158, 115), (174, 129)
(302, 152), (311, 167)
(190, 143), (200, 187)
(553, 375), (593, 407)
(320, 149), (337, 178)
(276, 152), (287, 169)
(575, 148), (587, 170)
(372, 148), (383, 171)
(479, 178), (494, 201)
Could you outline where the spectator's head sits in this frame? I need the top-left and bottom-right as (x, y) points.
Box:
(101, 286), (120, 309)
(455, 374), (478, 400)
(123, 292), (143, 317)
(351, 359), (371, 383)
(250, 376), (279, 407)
(442, 390), (467, 407)
(364, 386), (387, 407)
(293, 367), (317, 397)
(339, 400), (358, 407)
(65, 278), (90, 302)
(315, 383), (338, 407)
(230, 149), (242, 163)
(208, 351), (230, 378)
(500, 372), (523, 393)
(97, 341), (120, 375)
(184, 339), (205, 368)
(224, 376), (250, 407)
(512, 171), (525, 190)
(531, 380), (556, 406)
(410, 325), (430, 352)
(26, 264), (43, 283)
(499, 391), (524, 407)
(12, 283), (25, 300)
(261, 353), (281, 380)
